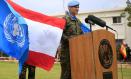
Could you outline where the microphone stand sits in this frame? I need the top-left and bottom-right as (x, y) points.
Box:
(106, 26), (108, 31)
(89, 23), (92, 32)
(87, 20), (94, 32)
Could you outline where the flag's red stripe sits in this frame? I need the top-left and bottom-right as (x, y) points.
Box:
(7, 0), (65, 29)
(26, 51), (55, 71)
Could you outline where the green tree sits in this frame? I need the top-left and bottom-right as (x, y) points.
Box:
(125, 0), (131, 27)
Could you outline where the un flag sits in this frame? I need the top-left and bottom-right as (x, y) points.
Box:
(0, 0), (29, 61)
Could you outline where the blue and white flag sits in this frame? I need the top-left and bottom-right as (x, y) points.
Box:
(80, 23), (91, 33)
(0, 0), (29, 72)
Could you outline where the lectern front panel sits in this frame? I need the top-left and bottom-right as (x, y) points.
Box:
(69, 30), (118, 79)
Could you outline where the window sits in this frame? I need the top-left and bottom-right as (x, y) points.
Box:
(113, 16), (121, 23)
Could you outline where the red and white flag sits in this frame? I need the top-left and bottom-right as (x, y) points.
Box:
(120, 41), (127, 59)
(8, 0), (65, 71)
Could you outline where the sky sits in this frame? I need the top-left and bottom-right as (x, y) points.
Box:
(12, 0), (129, 15)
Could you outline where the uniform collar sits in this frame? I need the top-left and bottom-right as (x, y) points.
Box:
(66, 11), (77, 20)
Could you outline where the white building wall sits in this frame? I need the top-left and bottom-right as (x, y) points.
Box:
(125, 23), (131, 47)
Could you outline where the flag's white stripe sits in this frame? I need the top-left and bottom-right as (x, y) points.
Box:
(25, 19), (63, 57)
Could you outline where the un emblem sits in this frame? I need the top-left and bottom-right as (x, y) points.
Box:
(3, 13), (25, 47)
(98, 39), (113, 69)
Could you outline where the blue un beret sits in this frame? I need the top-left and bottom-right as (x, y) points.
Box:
(68, 0), (79, 7)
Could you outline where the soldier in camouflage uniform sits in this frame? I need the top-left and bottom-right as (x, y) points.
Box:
(60, 1), (83, 79)
(19, 63), (36, 79)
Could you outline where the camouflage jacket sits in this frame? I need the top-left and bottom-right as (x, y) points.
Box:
(61, 12), (83, 49)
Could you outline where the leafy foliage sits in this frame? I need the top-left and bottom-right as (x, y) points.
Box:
(125, 0), (131, 27)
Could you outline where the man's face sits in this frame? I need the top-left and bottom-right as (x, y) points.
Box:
(68, 5), (79, 15)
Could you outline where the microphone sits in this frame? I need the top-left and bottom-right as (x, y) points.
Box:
(85, 15), (106, 27)
(85, 15), (116, 32)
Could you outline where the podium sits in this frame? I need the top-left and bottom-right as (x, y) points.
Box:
(69, 30), (118, 79)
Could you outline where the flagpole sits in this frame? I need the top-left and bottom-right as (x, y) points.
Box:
(62, 0), (66, 12)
